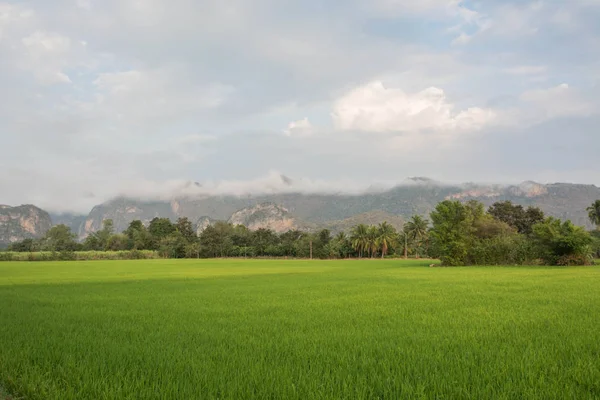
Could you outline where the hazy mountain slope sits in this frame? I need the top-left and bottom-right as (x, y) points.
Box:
(43, 180), (600, 238)
(228, 203), (308, 233)
(0, 205), (52, 248)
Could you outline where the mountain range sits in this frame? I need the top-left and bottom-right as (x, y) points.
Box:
(2, 178), (599, 247)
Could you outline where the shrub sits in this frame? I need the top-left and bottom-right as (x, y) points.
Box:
(532, 218), (593, 266)
(0, 250), (161, 262)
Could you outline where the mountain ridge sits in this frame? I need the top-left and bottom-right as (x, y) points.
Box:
(3, 179), (599, 244)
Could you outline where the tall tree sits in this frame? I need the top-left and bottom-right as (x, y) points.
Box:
(429, 200), (475, 266)
(376, 222), (397, 258)
(351, 224), (369, 258)
(148, 218), (176, 240)
(42, 225), (78, 252)
(587, 200), (600, 230)
(124, 220), (151, 250)
(334, 232), (352, 259)
(489, 201), (544, 234)
(366, 226), (379, 258)
(404, 215), (429, 258)
(252, 228), (279, 256)
(175, 217), (197, 243)
(94, 219), (115, 251)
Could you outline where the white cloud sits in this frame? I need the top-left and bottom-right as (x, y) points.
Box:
(283, 117), (314, 137)
(504, 65), (547, 75)
(76, 0), (92, 11)
(176, 134), (217, 145)
(20, 31), (73, 84)
(89, 68), (235, 126)
(1, 0), (600, 213)
(520, 83), (595, 120)
(331, 81), (495, 133)
(0, 3), (34, 34)
(370, 0), (463, 15)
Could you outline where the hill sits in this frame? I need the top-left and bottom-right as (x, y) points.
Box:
(0, 205), (52, 248)
(4, 179), (599, 240)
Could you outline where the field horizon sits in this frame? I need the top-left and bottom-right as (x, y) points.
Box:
(1, 259), (599, 399)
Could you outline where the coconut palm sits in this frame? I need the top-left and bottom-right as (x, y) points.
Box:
(335, 232), (351, 259)
(366, 225), (379, 258)
(587, 200), (600, 230)
(404, 215), (430, 258)
(376, 222), (397, 258)
(350, 224), (369, 258)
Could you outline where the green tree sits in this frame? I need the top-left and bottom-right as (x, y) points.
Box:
(106, 234), (128, 251)
(366, 226), (379, 258)
(199, 221), (233, 257)
(532, 218), (593, 265)
(175, 217), (197, 243)
(8, 238), (37, 252)
(94, 219), (115, 251)
(429, 201), (475, 266)
(159, 231), (187, 258)
(42, 225), (78, 252)
(279, 230), (304, 257)
(334, 232), (353, 259)
(522, 207), (546, 235)
(376, 222), (397, 258)
(489, 201), (545, 234)
(148, 217), (177, 244)
(252, 228), (279, 256)
(587, 200), (600, 230)
(351, 224), (369, 258)
(124, 220), (151, 250)
(404, 216), (429, 258)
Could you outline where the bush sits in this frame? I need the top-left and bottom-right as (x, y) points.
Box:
(467, 234), (537, 266)
(532, 218), (593, 266)
(556, 254), (593, 267)
(0, 250), (161, 262)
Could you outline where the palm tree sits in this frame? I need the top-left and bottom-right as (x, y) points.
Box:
(398, 230), (408, 259)
(367, 226), (379, 258)
(351, 224), (369, 258)
(335, 232), (350, 259)
(404, 215), (429, 258)
(376, 222), (397, 258)
(588, 200), (600, 230)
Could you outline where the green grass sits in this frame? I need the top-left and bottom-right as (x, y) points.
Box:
(1, 260), (599, 399)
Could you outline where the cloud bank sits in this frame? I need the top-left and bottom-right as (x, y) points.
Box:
(0, 0), (599, 213)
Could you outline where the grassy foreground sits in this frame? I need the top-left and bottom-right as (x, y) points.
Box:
(0, 260), (599, 399)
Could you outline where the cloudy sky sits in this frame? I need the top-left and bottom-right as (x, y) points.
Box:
(1, 0), (599, 213)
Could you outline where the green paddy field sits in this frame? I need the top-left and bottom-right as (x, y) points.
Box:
(0, 259), (599, 399)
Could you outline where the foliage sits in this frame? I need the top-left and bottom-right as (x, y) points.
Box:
(587, 200), (600, 230)
(488, 201), (545, 235)
(0, 250), (159, 262)
(40, 225), (79, 252)
(531, 218), (593, 266)
(429, 201), (475, 266)
(404, 215), (429, 258)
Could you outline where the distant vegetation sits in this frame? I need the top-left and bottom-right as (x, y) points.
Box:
(3, 200), (599, 266)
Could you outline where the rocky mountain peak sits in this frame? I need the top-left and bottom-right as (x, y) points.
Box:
(0, 205), (53, 248)
(228, 203), (298, 233)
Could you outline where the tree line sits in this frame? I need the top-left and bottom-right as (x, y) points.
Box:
(5, 200), (600, 265)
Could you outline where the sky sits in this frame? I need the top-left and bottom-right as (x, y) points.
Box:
(1, 0), (599, 213)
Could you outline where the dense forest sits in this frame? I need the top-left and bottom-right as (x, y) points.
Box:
(4, 200), (600, 266)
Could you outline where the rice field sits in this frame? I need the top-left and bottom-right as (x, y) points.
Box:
(0, 259), (599, 399)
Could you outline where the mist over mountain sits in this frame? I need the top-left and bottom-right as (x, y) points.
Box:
(3, 177), (599, 246)
(25, 178), (600, 240)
